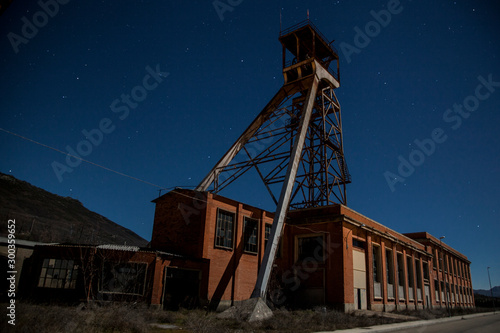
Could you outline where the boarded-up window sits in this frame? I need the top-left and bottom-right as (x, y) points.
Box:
(100, 262), (147, 295)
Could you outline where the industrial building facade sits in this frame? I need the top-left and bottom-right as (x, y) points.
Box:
(16, 189), (474, 312)
(148, 189), (474, 311)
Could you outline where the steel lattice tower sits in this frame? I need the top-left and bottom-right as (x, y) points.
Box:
(196, 20), (350, 298)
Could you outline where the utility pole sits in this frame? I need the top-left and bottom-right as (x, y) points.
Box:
(487, 267), (496, 312)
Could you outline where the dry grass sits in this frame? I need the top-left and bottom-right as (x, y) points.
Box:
(0, 302), (404, 332)
(1, 302), (152, 333)
(4, 302), (488, 332)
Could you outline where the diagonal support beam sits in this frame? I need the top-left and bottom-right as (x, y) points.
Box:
(195, 82), (308, 192)
(252, 74), (320, 298)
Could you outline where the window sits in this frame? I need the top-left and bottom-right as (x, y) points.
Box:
(38, 258), (79, 289)
(435, 280), (440, 301)
(397, 253), (405, 300)
(264, 223), (281, 258)
(406, 257), (412, 281)
(416, 258), (422, 288)
(215, 209), (235, 249)
(385, 249), (394, 284)
(264, 223), (271, 248)
(432, 249), (437, 269)
(352, 238), (365, 249)
(407, 256), (414, 299)
(372, 245), (381, 283)
(373, 245), (382, 298)
(101, 262), (147, 295)
(243, 217), (258, 254)
(297, 235), (324, 262)
(423, 261), (430, 281)
(397, 253), (405, 286)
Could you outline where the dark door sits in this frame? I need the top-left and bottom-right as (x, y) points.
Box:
(163, 267), (200, 310)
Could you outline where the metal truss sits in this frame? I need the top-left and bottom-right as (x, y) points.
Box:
(195, 21), (351, 299)
(198, 82), (350, 208)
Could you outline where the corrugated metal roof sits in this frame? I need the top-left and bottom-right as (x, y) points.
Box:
(0, 236), (57, 248)
(96, 244), (140, 252)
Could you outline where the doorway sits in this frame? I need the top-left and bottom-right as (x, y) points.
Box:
(163, 267), (201, 310)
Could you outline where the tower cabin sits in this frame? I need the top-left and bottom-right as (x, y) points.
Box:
(279, 20), (340, 88)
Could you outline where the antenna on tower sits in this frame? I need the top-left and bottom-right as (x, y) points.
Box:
(307, 9), (310, 20)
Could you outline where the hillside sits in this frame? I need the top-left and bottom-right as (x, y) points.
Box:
(0, 172), (148, 246)
(474, 286), (500, 298)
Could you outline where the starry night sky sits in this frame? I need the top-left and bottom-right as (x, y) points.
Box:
(1, 1), (499, 290)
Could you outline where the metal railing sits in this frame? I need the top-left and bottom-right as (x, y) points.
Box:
(283, 58), (340, 83)
(280, 19), (339, 56)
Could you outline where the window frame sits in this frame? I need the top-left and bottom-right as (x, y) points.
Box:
(37, 258), (79, 289)
(264, 223), (282, 258)
(264, 223), (272, 248)
(352, 238), (366, 249)
(295, 234), (325, 263)
(385, 248), (394, 285)
(372, 244), (382, 283)
(214, 208), (235, 250)
(99, 261), (148, 296)
(243, 216), (259, 254)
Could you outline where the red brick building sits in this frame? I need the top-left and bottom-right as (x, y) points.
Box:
(151, 189), (275, 310)
(22, 242), (208, 309)
(150, 189), (474, 311)
(21, 189), (473, 312)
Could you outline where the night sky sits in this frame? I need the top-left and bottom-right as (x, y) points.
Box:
(1, 1), (499, 290)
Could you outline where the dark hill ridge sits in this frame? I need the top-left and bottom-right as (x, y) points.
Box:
(474, 286), (500, 298)
(0, 172), (147, 246)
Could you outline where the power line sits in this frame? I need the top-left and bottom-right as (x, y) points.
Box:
(0, 128), (256, 212)
(0, 127), (167, 189)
